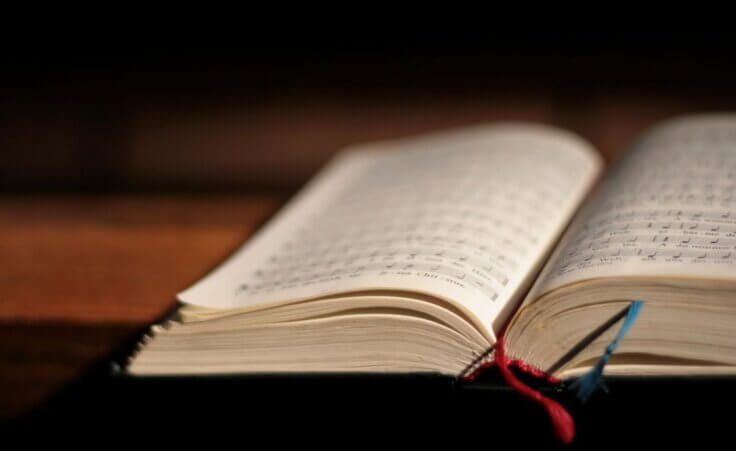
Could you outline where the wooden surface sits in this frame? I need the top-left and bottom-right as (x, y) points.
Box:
(0, 194), (283, 418)
(1, 99), (732, 419)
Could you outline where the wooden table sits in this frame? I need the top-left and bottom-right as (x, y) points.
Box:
(0, 194), (284, 418)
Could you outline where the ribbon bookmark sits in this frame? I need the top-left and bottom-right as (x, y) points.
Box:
(470, 300), (645, 444)
(568, 300), (645, 403)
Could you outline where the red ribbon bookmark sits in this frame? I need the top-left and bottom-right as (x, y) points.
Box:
(495, 336), (575, 444)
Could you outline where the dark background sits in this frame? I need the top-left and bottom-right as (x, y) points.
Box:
(4, 28), (736, 193)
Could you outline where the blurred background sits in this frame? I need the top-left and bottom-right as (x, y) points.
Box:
(5, 28), (736, 193)
(4, 22), (736, 422)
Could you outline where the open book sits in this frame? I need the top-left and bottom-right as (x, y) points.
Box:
(128, 115), (736, 380)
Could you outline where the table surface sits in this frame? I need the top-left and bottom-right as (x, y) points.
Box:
(0, 99), (725, 419)
(1, 194), (284, 418)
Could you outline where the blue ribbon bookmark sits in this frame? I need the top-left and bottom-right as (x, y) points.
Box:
(569, 300), (645, 403)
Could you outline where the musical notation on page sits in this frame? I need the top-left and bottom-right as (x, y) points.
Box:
(234, 135), (597, 305)
(546, 124), (736, 283)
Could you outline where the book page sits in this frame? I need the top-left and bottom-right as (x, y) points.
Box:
(530, 115), (736, 298)
(178, 124), (602, 337)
